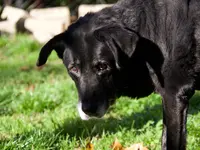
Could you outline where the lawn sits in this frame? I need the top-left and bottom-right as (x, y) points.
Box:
(0, 35), (200, 150)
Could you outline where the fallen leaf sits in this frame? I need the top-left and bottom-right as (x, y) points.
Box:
(86, 141), (94, 150)
(111, 139), (124, 150)
(25, 84), (35, 92)
(20, 66), (30, 71)
(36, 65), (45, 71)
(111, 139), (148, 150)
(124, 143), (148, 150)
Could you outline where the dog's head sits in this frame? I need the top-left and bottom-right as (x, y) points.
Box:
(36, 13), (139, 120)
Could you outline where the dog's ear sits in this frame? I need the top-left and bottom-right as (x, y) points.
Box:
(36, 32), (67, 67)
(94, 25), (139, 65)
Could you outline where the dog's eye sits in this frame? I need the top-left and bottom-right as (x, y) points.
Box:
(69, 66), (80, 76)
(96, 63), (108, 72)
(71, 66), (79, 73)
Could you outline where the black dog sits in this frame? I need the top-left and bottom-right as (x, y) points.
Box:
(36, 0), (200, 149)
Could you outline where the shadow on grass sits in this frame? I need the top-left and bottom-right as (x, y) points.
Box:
(55, 93), (200, 140)
(1, 130), (62, 150)
(2, 93), (199, 148)
(55, 105), (162, 140)
(52, 94), (199, 143)
(188, 92), (200, 115)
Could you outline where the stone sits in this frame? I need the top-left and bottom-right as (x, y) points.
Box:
(32, 31), (54, 44)
(30, 7), (70, 26)
(27, 7), (70, 43)
(0, 6), (28, 34)
(0, 20), (15, 34)
(1, 6), (28, 23)
(24, 18), (65, 35)
(0, 6), (71, 43)
(78, 4), (113, 17)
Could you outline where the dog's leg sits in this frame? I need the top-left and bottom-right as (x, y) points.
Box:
(161, 80), (194, 150)
(162, 85), (194, 150)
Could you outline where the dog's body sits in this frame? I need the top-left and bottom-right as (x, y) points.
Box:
(36, 0), (200, 149)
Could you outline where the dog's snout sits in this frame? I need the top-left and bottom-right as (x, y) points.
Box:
(82, 103), (98, 116)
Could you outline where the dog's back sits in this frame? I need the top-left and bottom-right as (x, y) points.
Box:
(112, 0), (200, 82)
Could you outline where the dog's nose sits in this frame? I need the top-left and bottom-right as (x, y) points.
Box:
(82, 103), (98, 116)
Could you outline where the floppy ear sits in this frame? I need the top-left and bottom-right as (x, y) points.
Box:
(94, 25), (139, 67)
(36, 32), (67, 67)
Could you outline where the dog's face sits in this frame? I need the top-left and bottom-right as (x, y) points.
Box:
(63, 33), (118, 120)
(36, 14), (139, 120)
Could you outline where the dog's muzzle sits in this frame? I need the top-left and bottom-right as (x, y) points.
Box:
(77, 101), (107, 120)
(77, 102), (90, 120)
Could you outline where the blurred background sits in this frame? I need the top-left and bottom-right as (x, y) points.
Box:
(0, 0), (116, 12)
(0, 0), (116, 43)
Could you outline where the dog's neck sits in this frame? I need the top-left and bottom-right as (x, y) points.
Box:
(136, 37), (165, 92)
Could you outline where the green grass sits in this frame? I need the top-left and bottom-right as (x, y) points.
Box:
(0, 34), (200, 150)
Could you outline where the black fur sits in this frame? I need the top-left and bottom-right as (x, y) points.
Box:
(36, 0), (200, 149)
